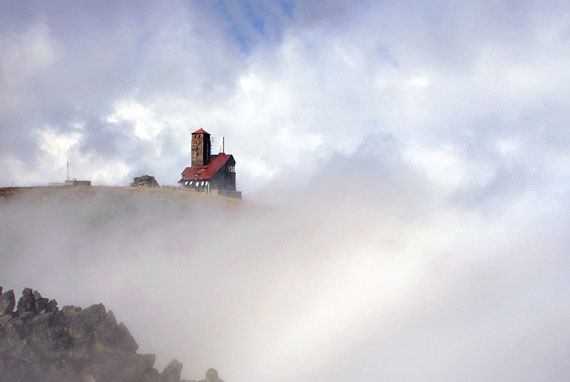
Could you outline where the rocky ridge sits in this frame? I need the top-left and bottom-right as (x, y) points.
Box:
(0, 286), (223, 382)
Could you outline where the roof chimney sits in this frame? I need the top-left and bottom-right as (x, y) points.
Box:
(220, 136), (225, 154)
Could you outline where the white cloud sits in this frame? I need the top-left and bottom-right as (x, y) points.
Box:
(107, 100), (164, 141)
(409, 75), (431, 88)
(3, 1), (569, 195)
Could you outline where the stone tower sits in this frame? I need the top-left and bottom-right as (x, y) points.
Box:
(191, 128), (211, 167)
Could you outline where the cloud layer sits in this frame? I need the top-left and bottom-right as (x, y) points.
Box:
(1, 154), (568, 381)
(1, 0), (569, 195)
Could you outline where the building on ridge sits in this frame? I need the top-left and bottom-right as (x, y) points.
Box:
(64, 179), (91, 187)
(178, 128), (241, 199)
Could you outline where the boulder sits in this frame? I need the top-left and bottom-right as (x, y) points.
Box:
(0, 289), (15, 315)
(131, 175), (160, 187)
(142, 368), (161, 382)
(161, 359), (183, 382)
(46, 299), (58, 312)
(16, 287), (36, 313)
(199, 368), (224, 382)
(35, 297), (49, 313)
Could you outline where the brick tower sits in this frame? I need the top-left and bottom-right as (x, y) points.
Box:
(191, 128), (211, 167)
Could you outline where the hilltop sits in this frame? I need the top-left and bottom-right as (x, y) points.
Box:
(0, 186), (243, 206)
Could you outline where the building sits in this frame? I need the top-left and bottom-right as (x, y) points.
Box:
(178, 129), (241, 199)
(64, 179), (91, 187)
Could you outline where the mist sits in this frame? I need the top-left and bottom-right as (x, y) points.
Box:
(2, 139), (569, 381)
(2, 0), (570, 380)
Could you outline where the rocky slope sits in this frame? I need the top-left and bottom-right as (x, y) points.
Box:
(0, 287), (223, 382)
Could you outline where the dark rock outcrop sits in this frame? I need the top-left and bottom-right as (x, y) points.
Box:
(0, 286), (194, 382)
(16, 287), (35, 313)
(161, 359), (183, 382)
(0, 289), (15, 316)
(131, 175), (159, 188)
(199, 368), (224, 382)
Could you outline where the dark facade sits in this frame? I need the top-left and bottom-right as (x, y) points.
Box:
(209, 156), (236, 191)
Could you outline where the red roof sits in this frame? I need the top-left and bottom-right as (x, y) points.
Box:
(180, 154), (232, 180)
(192, 128), (209, 135)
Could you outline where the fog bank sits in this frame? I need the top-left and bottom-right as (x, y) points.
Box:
(1, 148), (568, 381)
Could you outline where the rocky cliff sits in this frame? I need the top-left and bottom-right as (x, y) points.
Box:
(0, 286), (223, 382)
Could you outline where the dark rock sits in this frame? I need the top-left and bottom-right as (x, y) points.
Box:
(17, 287), (36, 313)
(35, 297), (49, 313)
(0, 286), (176, 382)
(131, 175), (160, 187)
(18, 310), (35, 319)
(144, 353), (157, 369)
(93, 310), (139, 353)
(161, 359), (183, 382)
(0, 286), (225, 382)
(199, 368), (224, 382)
(32, 290), (42, 301)
(69, 303), (106, 340)
(142, 368), (161, 382)
(46, 299), (58, 312)
(0, 289), (16, 315)
(0, 313), (12, 326)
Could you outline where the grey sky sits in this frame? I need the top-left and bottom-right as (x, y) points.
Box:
(1, 0), (568, 194)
